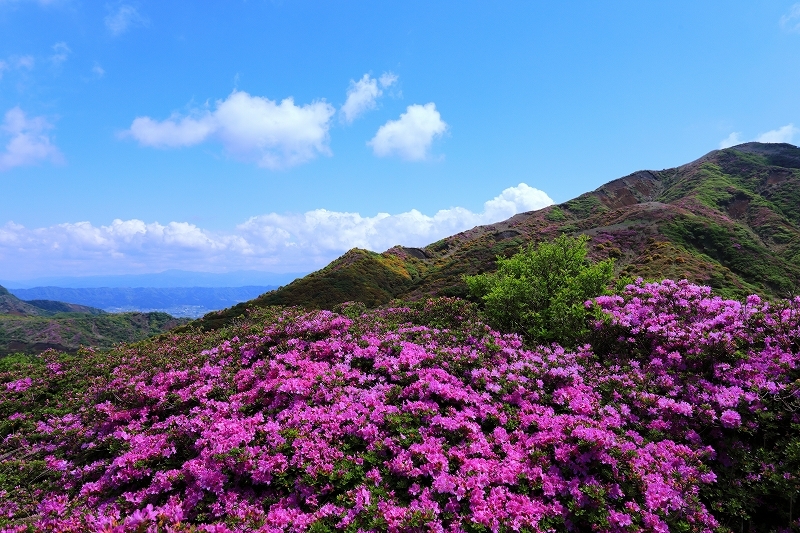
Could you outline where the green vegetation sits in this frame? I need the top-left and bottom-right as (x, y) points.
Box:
(464, 234), (614, 347)
(544, 205), (566, 221)
(563, 194), (606, 218)
(662, 215), (800, 297)
(0, 312), (188, 356)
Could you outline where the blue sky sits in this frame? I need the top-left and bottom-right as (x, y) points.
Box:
(2, 1), (800, 280)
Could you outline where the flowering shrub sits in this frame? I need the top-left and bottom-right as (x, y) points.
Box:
(0, 281), (798, 532)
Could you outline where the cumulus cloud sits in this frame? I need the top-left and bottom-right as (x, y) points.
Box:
(128, 114), (215, 148)
(50, 42), (70, 65)
(368, 103), (447, 161)
(719, 124), (798, 148)
(781, 4), (800, 32)
(125, 91), (336, 169)
(0, 107), (63, 171)
(0, 183), (553, 278)
(340, 72), (397, 123)
(105, 4), (148, 35)
(237, 182), (552, 253)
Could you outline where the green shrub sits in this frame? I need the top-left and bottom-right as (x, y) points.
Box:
(464, 234), (614, 347)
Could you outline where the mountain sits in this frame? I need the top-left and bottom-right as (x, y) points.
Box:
(0, 270), (305, 289)
(0, 312), (188, 356)
(0, 284), (188, 356)
(8, 286), (277, 318)
(0, 285), (105, 316)
(194, 142), (800, 330)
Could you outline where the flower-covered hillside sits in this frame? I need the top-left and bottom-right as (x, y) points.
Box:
(0, 280), (799, 532)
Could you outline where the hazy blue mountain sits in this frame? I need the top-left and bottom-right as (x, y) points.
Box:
(8, 286), (277, 318)
(0, 270), (305, 289)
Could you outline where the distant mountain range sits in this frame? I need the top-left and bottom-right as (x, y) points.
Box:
(8, 286), (276, 318)
(195, 142), (800, 330)
(0, 270), (305, 289)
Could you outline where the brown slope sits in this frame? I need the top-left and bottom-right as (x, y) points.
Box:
(194, 142), (800, 330)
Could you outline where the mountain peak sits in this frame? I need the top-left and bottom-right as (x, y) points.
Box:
(725, 142), (800, 168)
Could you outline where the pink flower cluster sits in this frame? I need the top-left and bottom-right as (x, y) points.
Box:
(0, 280), (798, 532)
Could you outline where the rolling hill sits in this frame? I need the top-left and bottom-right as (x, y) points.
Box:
(0, 285), (105, 316)
(195, 142), (800, 330)
(0, 285), (188, 355)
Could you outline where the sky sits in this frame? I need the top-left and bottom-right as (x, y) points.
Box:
(2, 1), (800, 281)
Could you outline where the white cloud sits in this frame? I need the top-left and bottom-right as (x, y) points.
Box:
(0, 183), (553, 278)
(341, 75), (380, 123)
(0, 107), (63, 171)
(105, 4), (148, 35)
(50, 42), (70, 65)
(755, 124), (798, 143)
(719, 124), (799, 148)
(719, 132), (741, 149)
(340, 72), (398, 123)
(125, 91), (336, 169)
(128, 114), (215, 148)
(379, 72), (398, 88)
(781, 3), (800, 32)
(368, 103), (447, 161)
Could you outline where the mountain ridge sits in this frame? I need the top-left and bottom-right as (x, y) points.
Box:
(192, 142), (800, 330)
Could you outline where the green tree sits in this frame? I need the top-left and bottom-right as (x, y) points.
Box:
(465, 234), (614, 347)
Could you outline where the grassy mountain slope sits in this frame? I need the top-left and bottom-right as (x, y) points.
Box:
(194, 142), (800, 329)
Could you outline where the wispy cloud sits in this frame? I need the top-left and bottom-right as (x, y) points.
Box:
(718, 132), (742, 149)
(781, 3), (800, 32)
(0, 55), (34, 79)
(755, 124), (798, 143)
(0, 183), (553, 278)
(0, 0), (61, 5)
(340, 72), (397, 123)
(719, 124), (798, 148)
(50, 42), (70, 65)
(91, 62), (105, 79)
(0, 107), (63, 172)
(125, 91), (336, 169)
(105, 4), (148, 35)
(368, 103), (447, 161)
(15, 55), (35, 70)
